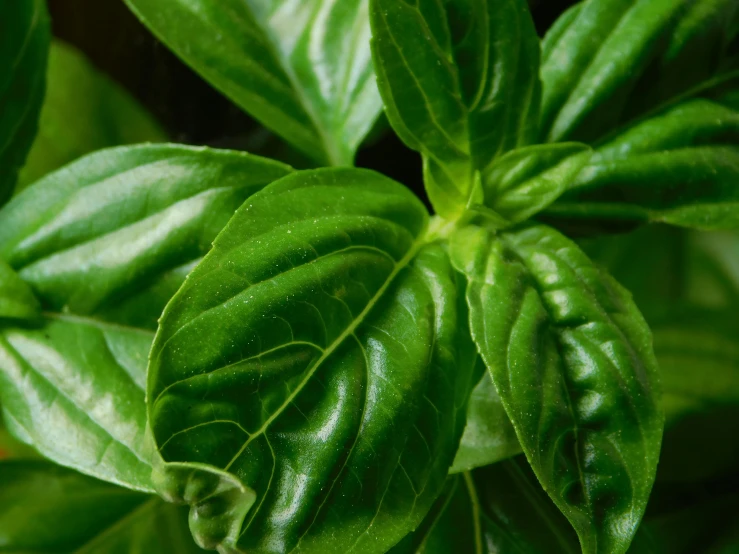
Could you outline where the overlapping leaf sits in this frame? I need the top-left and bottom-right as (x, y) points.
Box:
(148, 168), (478, 553)
(0, 145), (291, 490)
(370, 0), (541, 218)
(0, 259), (39, 322)
(0, 460), (204, 553)
(123, 0), (381, 166)
(540, 0), (739, 143)
(0, 0), (49, 204)
(451, 224), (663, 554)
(546, 99), (739, 230)
(17, 40), (167, 191)
(391, 459), (580, 554)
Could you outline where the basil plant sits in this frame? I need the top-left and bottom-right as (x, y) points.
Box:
(1, 0), (738, 553)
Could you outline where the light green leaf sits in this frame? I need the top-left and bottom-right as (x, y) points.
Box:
(0, 317), (155, 492)
(392, 459), (580, 554)
(451, 224), (663, 554)
(0, 460), (204, 553)
(0, 144), (291, 490)
(147, 168), (478, 553)
(482, 142), (591, 224)
(16, 40), (167, 192)
(0, 144), (291, 330)
(451, 368), (521, 474)
(0, 259), (40, 321)
(546, 99), (739, 230)
(540, 0), (739, 143)
(370, 0), (541, 218)
(123, 0), (381, 166)
(0, 0), (49, 204)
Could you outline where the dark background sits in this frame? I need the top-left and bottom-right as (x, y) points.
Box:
(46, 0), (579, 200)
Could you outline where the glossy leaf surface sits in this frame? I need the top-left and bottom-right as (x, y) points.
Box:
(0, 145), (290, 490)
(392, 459), (580, 554)
(16, 40), (167, 191)
(0, 144), (291, 330)
(0, 0), (49, 204)
(148, 168), (478, 553)
(0, 460), (204, 553)
(547, 99), (739, 230)
(0, 317), (154, 492)
(482, 142), (590, 224)
(0, 259), (39, 322)
(452, 224), (663, 554)
(370, 0), (540, 217)
(451, 368), (521, 473)
(123, 0), (381, 166)
(540, 0), (739, 143)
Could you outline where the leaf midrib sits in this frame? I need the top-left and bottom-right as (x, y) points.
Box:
(222, 233), (427, 471)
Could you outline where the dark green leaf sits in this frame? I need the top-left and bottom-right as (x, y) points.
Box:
(370, 0), (540, 218)
(451, 224), (663, 554)
(392, 459), (580, 554)
(630, 493), (739, 554)
(546, 99), (739, 230)
(0, 144), (290, 490)
(0, 259), (39, 321)
(147, 168), (478, 553)
(0, 408), (37, 460)
(540, 0), (739, 143)
(451, 368), (521, 473)
(16, 40), (167, 192)
(482, 142), (591, 224)
(0, 460), (204, 553)
(0, 0), (49, 204)
(123, 0), (381, 166)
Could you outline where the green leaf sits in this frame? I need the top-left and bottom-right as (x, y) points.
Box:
(0, 408), (37, 460)
(370, 0), (541, 218)
(0, 0), (49, 204)
(546, 99), (739, 230)
(0, 144), (291, 490)
(0, 460), (204, 553)
(0, 144), (291, 330)
(0, 317), (155, 492)
(0, 259), (40, 321)
(630, 493), (739, 554)
(392, 459), (580, 554)
(540, 0), (739, 143)
(482, 142), (591, 224)
(451, 224), (663, 554)
(16, 40), (167, 192)
(451, 368), (521, 473)
(122, 0), (381, 166)
(147, 168), (478, 553)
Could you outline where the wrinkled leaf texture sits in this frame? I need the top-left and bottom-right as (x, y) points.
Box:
(452, 224), (663, 554)
(148, 168), (478, 553)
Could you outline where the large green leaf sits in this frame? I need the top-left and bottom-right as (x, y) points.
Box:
(0, 144), (291, 330)
(123, 0), (381, 166)
(0, 460), (204, 553)
(370, 0), (541, 218)
(0, 145), (291, 490)
(392, 459), (580, 554)
(546, 99), (739, 230)
(540, 0), (739, 143)
(451, 368), (521, 473)
(451, 224), (663, 554)
(0, 0), (49, 204)
(16, 40), (167, 192)
(148, 168), (478, 553)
